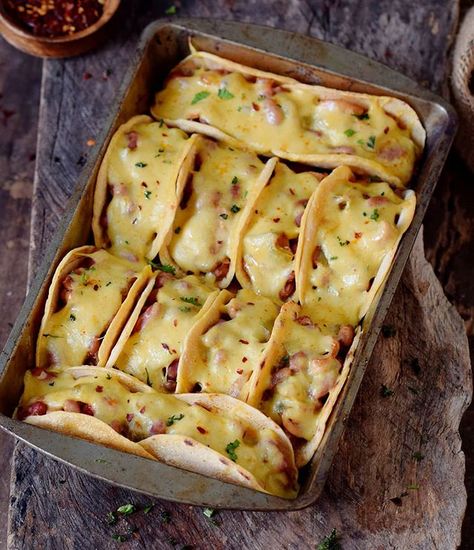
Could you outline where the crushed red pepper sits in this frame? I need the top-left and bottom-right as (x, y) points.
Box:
(5, 1), (105, 38)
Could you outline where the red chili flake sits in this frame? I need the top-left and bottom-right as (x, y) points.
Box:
(162, 343), (170, 352)
(196, 426), (208, 434)
(272, 217), (280, 223)
(140, 405), (146, 414)
(126, 413), (134, 423)
(86, 138), (96, 147)
(236, 368), (244, 374)
(239, 339), (249, 345)
(289, 188), (296, 196)
(83, 72), (93, 80)
(242, 357), (248, 363)
(252, 102), (260, 111)
(354, 232), (362, 239)
(95, 385), (103, 393)
(173, 319), (178, 327)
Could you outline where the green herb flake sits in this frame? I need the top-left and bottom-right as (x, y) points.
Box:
(106, 281), (112, 286)
(43, 333), (61, 339)
(48, 381), (55, 386)
(158, 118), (165, 128)
(165, 5), (177, 15)
(354, 112), (370, 120)
(237, 106), (243, 112)
(135, 162), (147, 168)
(69, 313), (76, 321)
(367, 135), (376, 149)
(274, 401), (285, 414)
(381, 325), (396, 338)
(143, 503), (155, 514)
(230, 204), (241, 214)
(217, 87), (234, 100)
(179, 306), (191, 313)
(329, 256), (338, 261)
(96, 458), (109, 464)
(412, 451), (424, 462)
(112, 534), (127, 543)
(106, 511), (117, 525)
(191, 91), (210, 105)
(220, 213), (228, 220)
(160, 510), (171, 524)
(337, 236), (350, 246)
(344, 128), (356, 137)
(80, 271), (89, 285)
(106, 373), (112, 380)
(231, 176), (239, 185)
(407, 483), (419, 490)
(180, 296), (200, 307)
(166, 413), (184, 427)
(370, 209), (380, 221)
(381, 384), (394, 398)
(144, 190), (152, 199)
(225, 439), (240, 462)
(146, 258), (176, 275)
(317, 528), (341, 550)
(117, 503), (136, 516)
(203, 507), (216, 519)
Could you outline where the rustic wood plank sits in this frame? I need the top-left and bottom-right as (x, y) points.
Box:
(0, 36), (41, 550)
(6, 0), (471, 548)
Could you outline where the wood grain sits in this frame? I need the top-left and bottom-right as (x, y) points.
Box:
(4, 0), (472, 548)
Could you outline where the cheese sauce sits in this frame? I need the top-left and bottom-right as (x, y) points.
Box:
(19, 367), (296, 497)
(166, 138), (266, 284)
(104, 118), (192, 263)
(240, 162), (321, 302)
(114, 275), (216, 391)
(152, 55), (420, 184)
(37, 250), (139, 368)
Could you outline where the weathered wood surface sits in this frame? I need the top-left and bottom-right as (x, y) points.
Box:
(2, 0), (472, 548)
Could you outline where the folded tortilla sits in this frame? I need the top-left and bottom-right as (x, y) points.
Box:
(92, 115), (197, 264)
(176, 288), (280, 401)
(18, 366), (298, 498)
(151, 49), (425, 187)
(159, 134), (277, 288)
(36, 246), (151, 369)
(295, 165), (416, 326)
(246, 302), (361, 467)
(236, 161), (324, 303)
(107, 273), (219, 392)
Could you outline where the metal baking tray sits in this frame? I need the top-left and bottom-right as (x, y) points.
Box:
(0, 19), (457, 510)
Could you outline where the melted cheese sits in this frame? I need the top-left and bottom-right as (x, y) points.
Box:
(152, 54), (422, 185)
(165, 138), (266, 281)
(187, 289), (279, 399)
(20, 367), (295, 497)
(37, 250), (139, 368)
(103, 118), (192, 262)
(114, 275), (215, 391)
(240, 163), (321, 302)
(299, 171), (415, 326)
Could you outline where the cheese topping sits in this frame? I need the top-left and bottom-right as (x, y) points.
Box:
(100, 117), (192, 263)
(298, 168), (416, 326)
(184, 289), (279, 400)
(19, 367), (297, 497)
(37, 250), (139, 368)
(152, 53), (423, 185)
(164, 137), (267, 285)
(239, 162), (321, 302)
(114, 275), (216, 391)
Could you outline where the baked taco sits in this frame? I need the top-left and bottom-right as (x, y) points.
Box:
(17, 366), (298, 498)
(92, 115), (197, 263)
(246, 302), (360, 467)
(36, 246), (151, 369)
(236, 161), (324, 303)
(159, 135), (276, 288)
(296, 165), (416, 326)
(151, 49), (425, 187)
(106, 272), (219, 392)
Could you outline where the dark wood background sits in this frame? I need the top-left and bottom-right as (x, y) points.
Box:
(1, 1), (473, 548)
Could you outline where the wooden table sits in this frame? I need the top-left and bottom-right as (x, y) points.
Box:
(1, 1), (473, 548)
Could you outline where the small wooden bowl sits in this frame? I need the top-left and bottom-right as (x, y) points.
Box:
(0, 0), (120, 58)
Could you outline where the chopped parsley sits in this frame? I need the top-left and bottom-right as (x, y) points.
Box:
(217, 87), (234, 100)
(220, 213), (228, 220)
(354, 112), (369, 120)
(166, 413), (184, 426)
(381, 325), (396, 338)
(106, 281), (112, 286)
(143, 503), (154, 514)
(231, 176), (239, 185)
(370, 209), (380, 221)
(165, 5), (177, 15)
(180, 296), (200, 307)
(381, 384), (394, 397)
(112, 534), (126, 542)
(95, 458), (109, 464)
(117, 503), (136, 515)
(367, 135), (376, 149)
(407, 483), (419, 490)
(158, 118), (164, 127)
(80, 271), (89, 285)
(144, 190), (152, 199)
(225, 439), (240, 462)
(106, 373), (112, 380)
(179, 306), (191, 313)
(203, 507), (216, 519)
(69, 313), (76, 321)
(329, 256), (338, 261)
(344, 128), (356, 137)
(412, 451), (424, 462)
(146, 258), (176, 274)
(191, 91), (210, 105)
(337, 236), (350, 246)
(317, 529), (340, 550)
(135, 162), (147, 168)
(106, 511), (117, 525)
(230, 204), (240, 214)
(160, 510), (171, 523)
